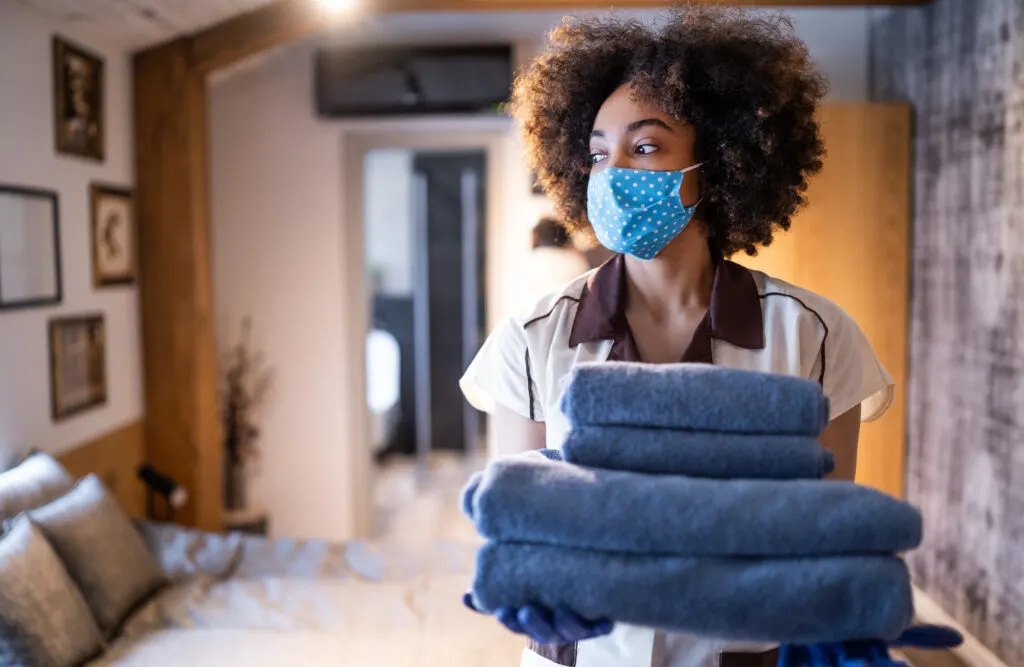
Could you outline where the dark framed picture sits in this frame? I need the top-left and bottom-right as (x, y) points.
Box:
(49, 314), (107, 421)
(90, 184), (135, 286)
(53, 35), (104, 161)
(0, 185), (62, 310)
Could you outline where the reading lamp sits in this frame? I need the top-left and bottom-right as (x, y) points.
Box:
(136, 464), (188, 522)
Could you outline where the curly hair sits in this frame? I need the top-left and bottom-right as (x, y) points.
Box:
(509, 7), (828, 256)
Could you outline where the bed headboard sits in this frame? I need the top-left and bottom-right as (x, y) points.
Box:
(58, 420), (146, 518)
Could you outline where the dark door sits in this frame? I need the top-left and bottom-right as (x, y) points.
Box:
(411, 151), (486, 456)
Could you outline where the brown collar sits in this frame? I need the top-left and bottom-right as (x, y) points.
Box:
(568, 253), (765, 362)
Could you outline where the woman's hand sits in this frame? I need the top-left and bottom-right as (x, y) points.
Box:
(462, 593), (614, 644)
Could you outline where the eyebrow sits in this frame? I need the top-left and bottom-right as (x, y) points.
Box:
(591, 118), (674, 138)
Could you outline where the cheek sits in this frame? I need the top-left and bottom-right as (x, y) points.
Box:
(679, 171), (701, 207)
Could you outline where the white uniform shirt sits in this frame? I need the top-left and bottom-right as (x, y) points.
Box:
(460, 254), (895, 667)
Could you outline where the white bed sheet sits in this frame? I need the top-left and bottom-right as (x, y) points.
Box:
(96, 574), (522, 667)
(92, 524), (522, 667)
(136, 520), (481, 581)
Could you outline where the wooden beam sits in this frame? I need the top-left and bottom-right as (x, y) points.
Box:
(188, 0), (322, 74)
(134, 39), (222, 531)
(186, 0), (931, 75)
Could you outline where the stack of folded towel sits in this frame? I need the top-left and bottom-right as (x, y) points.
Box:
(463, 362), (923, 645)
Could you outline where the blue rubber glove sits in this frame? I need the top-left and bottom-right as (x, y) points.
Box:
(777, 624), (964, 667)
(462, 593), (614, 644)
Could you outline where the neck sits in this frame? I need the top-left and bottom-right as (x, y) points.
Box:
(623, 234), (714, 315)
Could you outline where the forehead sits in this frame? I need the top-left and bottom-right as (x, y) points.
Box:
(592, 84), (677, 132)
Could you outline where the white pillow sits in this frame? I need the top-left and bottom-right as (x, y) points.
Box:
(135, 520), (243, 581)
(0, 516), (103, 666)
(0, 452), (76, 527)
(30, 475), (168, 636)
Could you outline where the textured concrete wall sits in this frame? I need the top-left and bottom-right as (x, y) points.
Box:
(871, 2), (1024, 663)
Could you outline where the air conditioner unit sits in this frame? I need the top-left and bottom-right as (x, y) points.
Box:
(314, 44), (513, 117)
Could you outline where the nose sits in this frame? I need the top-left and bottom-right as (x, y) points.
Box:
(604, 147), (634, 170)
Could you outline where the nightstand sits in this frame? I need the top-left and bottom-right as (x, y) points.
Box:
(222, 507), (269, 536)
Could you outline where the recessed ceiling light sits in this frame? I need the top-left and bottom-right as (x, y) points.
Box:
(317, 0), (356, 14)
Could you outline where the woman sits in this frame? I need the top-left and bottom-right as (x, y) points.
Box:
(460, 8), (894, 667)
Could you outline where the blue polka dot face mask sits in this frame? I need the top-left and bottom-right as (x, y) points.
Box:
(586, 164), (702, 260)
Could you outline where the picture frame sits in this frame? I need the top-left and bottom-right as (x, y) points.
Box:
(49, 314), (107, 421)
(53, 35), (105, 161)
(90, 184), (136, 286)
(0, 185), (63, 311)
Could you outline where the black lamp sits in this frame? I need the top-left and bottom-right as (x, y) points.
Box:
(137, 464), (188, 522)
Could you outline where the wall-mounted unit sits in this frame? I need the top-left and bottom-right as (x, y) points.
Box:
(314, 45), (512, 117)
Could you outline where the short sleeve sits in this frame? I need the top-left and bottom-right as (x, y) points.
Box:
(460, 317), (544, 422)
(813, 311), (895, 423)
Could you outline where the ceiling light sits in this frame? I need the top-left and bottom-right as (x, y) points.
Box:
(317, 0), (355, 14)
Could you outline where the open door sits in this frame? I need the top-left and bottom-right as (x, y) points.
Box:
(736, 103), (912, 499)
(410, 151), (487, 472)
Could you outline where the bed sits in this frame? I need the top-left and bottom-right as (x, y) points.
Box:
(0, 451), (522, 667)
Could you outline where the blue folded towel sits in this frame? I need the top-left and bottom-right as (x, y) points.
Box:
(462, 453), (922, 557)
(471, 542), (914, 643)
(562, 426), (835, 479)
(561, 362), (830, 435)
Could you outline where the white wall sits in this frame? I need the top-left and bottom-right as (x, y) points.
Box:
(209, 6), (871, 541)
(364, 149), (414, 295)
(0, 2), (142, 467)
(210, 37), (515, 540)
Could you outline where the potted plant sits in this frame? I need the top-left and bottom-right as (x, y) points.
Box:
(221, 317), (272, 511)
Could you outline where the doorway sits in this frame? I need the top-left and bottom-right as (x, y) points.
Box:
(363, 148), (487, 467)
(342, 124), (508, 538)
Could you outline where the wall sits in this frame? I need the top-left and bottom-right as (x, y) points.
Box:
(364, 149), (414, 295)
(871, 2), (1023, 664)
(209, 7), (873, 540)
(0, 2), (142, 467)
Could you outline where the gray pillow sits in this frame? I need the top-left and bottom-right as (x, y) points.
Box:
(0, 452), (76, 526)
(0, 517), (103, 667)
(30, 475), (168, 636)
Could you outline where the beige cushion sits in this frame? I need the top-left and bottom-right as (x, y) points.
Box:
(31, 475), (168, 636)
(0, 452), (76, 526)
(0, 517), (103, 666)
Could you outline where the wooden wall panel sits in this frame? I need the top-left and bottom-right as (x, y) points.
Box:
(59, 420), (146, 518)
(737, 103), (912, 500)
(134, 40), (222, 531)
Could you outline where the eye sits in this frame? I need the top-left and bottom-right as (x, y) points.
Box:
(635, 143), (659, 156)
(589, 152), (607, 165)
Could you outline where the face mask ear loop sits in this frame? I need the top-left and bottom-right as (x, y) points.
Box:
(680, 163), (702, 212)
(684, 160), (700, 213)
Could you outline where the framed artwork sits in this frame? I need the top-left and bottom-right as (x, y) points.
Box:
(49, 314), (107, 421)
(53, 35), (105, 161)
(90, 184), (135, 286)
(0, 185), (62, 310)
